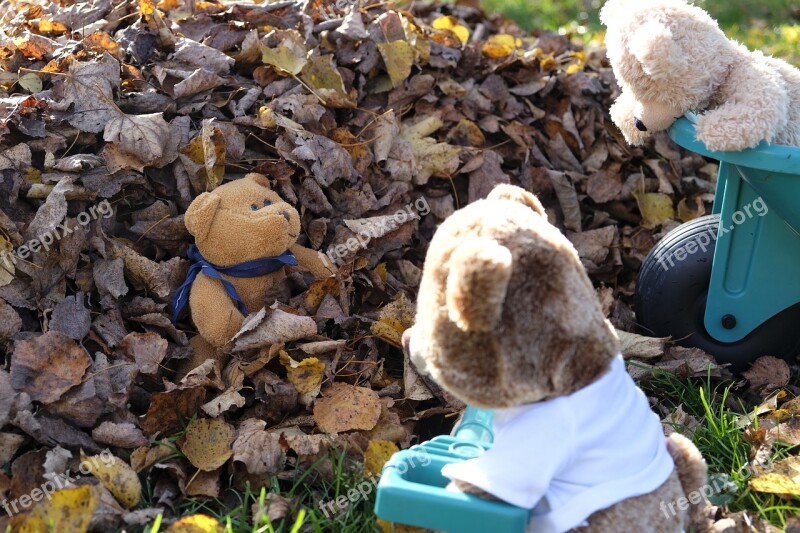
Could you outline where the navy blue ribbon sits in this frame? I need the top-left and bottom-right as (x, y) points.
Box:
(171, 244), (298, 323)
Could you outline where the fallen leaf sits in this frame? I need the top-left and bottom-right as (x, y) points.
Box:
(377, 41), (414, 88)
(363, 439), (399, 478)
(260, 29), (308, 76)
(231, 419), (285, 475)
(80, 452), (142, 509)
(12, 485), (97, 533)
(742, 356), (791, 392)
(232, 307), (317, 352)
(179, 418), (235, 471)
(10, 331), (91, 404)
(750, 456), (800, 496)
(313, 383), (382, 434)
(633, 190), (674, 229)
(165, 514), (224, 533)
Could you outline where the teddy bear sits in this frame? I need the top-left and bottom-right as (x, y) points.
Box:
(401, 184), (711, 532)
(172, 173), (334, 347)
(602, 0), (800, 151)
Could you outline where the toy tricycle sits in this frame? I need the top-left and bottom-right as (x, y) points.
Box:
(374, 406), (529, 532)
(635, 115), (800, 373)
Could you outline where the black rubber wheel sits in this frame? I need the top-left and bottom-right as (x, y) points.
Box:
(635, 214), (800, 373)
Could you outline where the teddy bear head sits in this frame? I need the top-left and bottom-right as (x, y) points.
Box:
(184, 173), (301, 266)
(601, 0), (734, 141)
(402, 185), (620, 409)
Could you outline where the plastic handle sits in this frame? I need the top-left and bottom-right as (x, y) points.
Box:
(452, 406), (494, 443)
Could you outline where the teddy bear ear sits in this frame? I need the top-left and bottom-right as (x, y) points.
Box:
(628, 19), (687, 79)
(446, 237), (513, 332)
(246, 173), (272, 188)
(184, 192), (221, 241)
(486, 184), (545, 216)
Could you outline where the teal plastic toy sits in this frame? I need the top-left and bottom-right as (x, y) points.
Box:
(374, 406), (529, 532)
(636, 114), (800, 371)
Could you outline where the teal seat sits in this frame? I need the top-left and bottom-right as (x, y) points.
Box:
(374, 406), (530, 532)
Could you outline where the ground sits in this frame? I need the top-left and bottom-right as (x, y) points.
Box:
(0, 0), (799, 532)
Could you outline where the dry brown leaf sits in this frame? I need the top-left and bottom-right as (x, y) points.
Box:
(742, 356), (791, 392)
(232, 307), (317, 352)
(231, 418), (285, 475)
(10, 331), (91, 404)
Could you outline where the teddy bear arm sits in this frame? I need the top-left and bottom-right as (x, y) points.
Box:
(695, 63), (789, 151)
(289, 244), (336, 278)
(188, 274), (246, 347)
(609, 88), (651, 146)
(446, 480), (501, 501)
(567, 471), (692, 533)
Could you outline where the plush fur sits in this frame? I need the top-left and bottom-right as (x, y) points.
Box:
(602, 0), (800, 151)
(403, 184), (711, 532)
(184, 173), (334, 347)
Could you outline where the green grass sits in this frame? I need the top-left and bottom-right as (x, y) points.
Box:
(637, 366), (800, 529)
(141, 446), (380, 533)
(479, 0), (800, 64)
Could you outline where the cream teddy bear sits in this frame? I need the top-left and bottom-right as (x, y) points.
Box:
(602, 0), (800, 151)
(402, 184), (711, 532)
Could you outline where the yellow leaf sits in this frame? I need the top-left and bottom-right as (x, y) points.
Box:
(80, 453), (142, 509)
(377, 41), (414, 88)
(431, 16), (469, 46)
(677, 197), (705, 222)
(139, 0), (157, 15)
(179, 419), (235, 471)
(482, 34), (521, 59)
(166, 514), (224, 533)
(39, 19), (68, 34)
(371, 317), (405, 346)
(633, 191), (674, 229)
(750, 456), (800, 495)
(260, 29), (308, 76)
(539, 53), (558, 71)
(179, 123), (226, 191)
(305, 276), (340, 311)
(565, 63), (584, 74)
(364, 439), (399, 478)
(377, 519), (428, 533)
(300, 55), (354, 108)
(313, 382), (382, 434)
(14, 485), (97, 533)
(374, 262), (388, 282)
(280, 351), (326, 395)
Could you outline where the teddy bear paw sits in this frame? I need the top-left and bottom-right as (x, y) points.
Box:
(695, 115), (764, 152)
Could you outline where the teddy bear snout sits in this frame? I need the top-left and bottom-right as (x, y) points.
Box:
(280, 210), (291, 222)
(634, 117), (648, 132)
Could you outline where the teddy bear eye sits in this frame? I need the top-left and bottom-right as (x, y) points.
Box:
(263, 199), (272, 207)
(251, 204), (259, 211)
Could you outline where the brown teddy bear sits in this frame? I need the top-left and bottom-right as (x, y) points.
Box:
(172, 173), (334, 347)
(402, 184), (711, 532)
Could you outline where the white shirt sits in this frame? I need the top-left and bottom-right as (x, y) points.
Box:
(441, 355), (674, 533)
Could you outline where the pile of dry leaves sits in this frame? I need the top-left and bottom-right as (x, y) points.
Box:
(0, 0), (797, 531)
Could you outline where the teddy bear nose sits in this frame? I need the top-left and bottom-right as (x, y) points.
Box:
(280, 211), (291, 222)
(634, 117), (648, 132)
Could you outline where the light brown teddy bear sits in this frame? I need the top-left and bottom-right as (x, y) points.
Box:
(602, 0), (800, 151)
(172, 173), (334, 347)
(402, 184), (711, 532)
